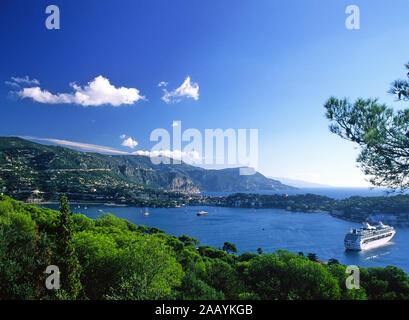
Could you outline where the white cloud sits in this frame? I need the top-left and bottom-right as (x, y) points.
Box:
(11, 76), (40, 86)
(5, 81), (21, 88)
(5, 76), (40, 89)
(20, 136), (202, 164)
(120, 134), (127, 139)
(161, 76), (199, 104)
(21, 136), (129, 154)
(21, 136), (201, 164)
(18, 75), (145, 107)
(158, 81), (168, 87)
(132, 149), (201, 163)
(121, 136), (138, 149)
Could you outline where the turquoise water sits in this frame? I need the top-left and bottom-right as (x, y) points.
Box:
(42, 201), (409, 274)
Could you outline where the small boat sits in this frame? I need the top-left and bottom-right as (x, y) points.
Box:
(197, 211), (208, 216)
(84, 206), (88, 210)
(143, 210), (150, 216)
(98, 209), (103, 213)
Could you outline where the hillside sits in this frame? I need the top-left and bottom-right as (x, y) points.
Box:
(0, 137), (293, 201)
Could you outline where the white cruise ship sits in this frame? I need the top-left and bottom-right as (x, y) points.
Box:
(344, 222), (396, 251)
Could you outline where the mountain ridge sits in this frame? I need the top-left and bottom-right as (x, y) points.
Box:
(0, 137), (294, 199)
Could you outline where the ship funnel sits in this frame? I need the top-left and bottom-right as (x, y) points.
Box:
(363, 222), (376, 230)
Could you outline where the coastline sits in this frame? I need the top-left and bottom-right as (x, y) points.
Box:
(23, 191), (409, 227)
(33, 200), (129, 207)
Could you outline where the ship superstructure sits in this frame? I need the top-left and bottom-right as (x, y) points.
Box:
(344, 222), (396, 251)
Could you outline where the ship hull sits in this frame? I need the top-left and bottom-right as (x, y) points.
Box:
(345, 231), (396, 251)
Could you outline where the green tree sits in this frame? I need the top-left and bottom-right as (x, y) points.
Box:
(361, 266), (409, 300)
(204, 259), (240, 298)
(179, 235), (200, 247)
(176, 272), (225, 300)
(307, 253), (318, 262)
(324, 61), (409, 189)
(237, 252), (258, 262)
(222, 241), (237, 254)
(257, 248), (263, 255)
(328, 258), (340, 265)
(54, 194), (82, 299)
(73, 228), (183, 300)
(0, 210), (51, 299)
(243, 252), (341, 300)
(0, 197), (54, 299)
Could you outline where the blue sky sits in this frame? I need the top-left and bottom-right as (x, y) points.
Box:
(1, 0), (409, 187)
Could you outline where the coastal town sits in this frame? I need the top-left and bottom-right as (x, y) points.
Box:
(2, 183), (409, 225)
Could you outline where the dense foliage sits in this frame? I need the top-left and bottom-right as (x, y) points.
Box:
(1, 195), (408, 300)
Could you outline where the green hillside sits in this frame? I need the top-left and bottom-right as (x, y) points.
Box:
(0, 137), (293, 202)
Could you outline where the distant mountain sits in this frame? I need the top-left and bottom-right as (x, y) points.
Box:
(0, 137), (294, 197)
(272, 177), (333, 189)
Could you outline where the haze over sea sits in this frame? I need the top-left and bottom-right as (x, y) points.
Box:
(41, 188), (409, 273)
(201, 187), (407, 200)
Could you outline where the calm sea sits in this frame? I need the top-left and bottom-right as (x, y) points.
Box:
(40, 188), (409, 273)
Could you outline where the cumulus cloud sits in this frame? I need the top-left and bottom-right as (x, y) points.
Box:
(119, 134), (127, 139)
(121, 136), (138, 149)
(158, 81), (168, 87)
(161, 76), (199, 104)
(18, 75), (145, 107)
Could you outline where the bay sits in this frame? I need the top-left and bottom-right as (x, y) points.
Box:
(41, 198), (409, 274)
